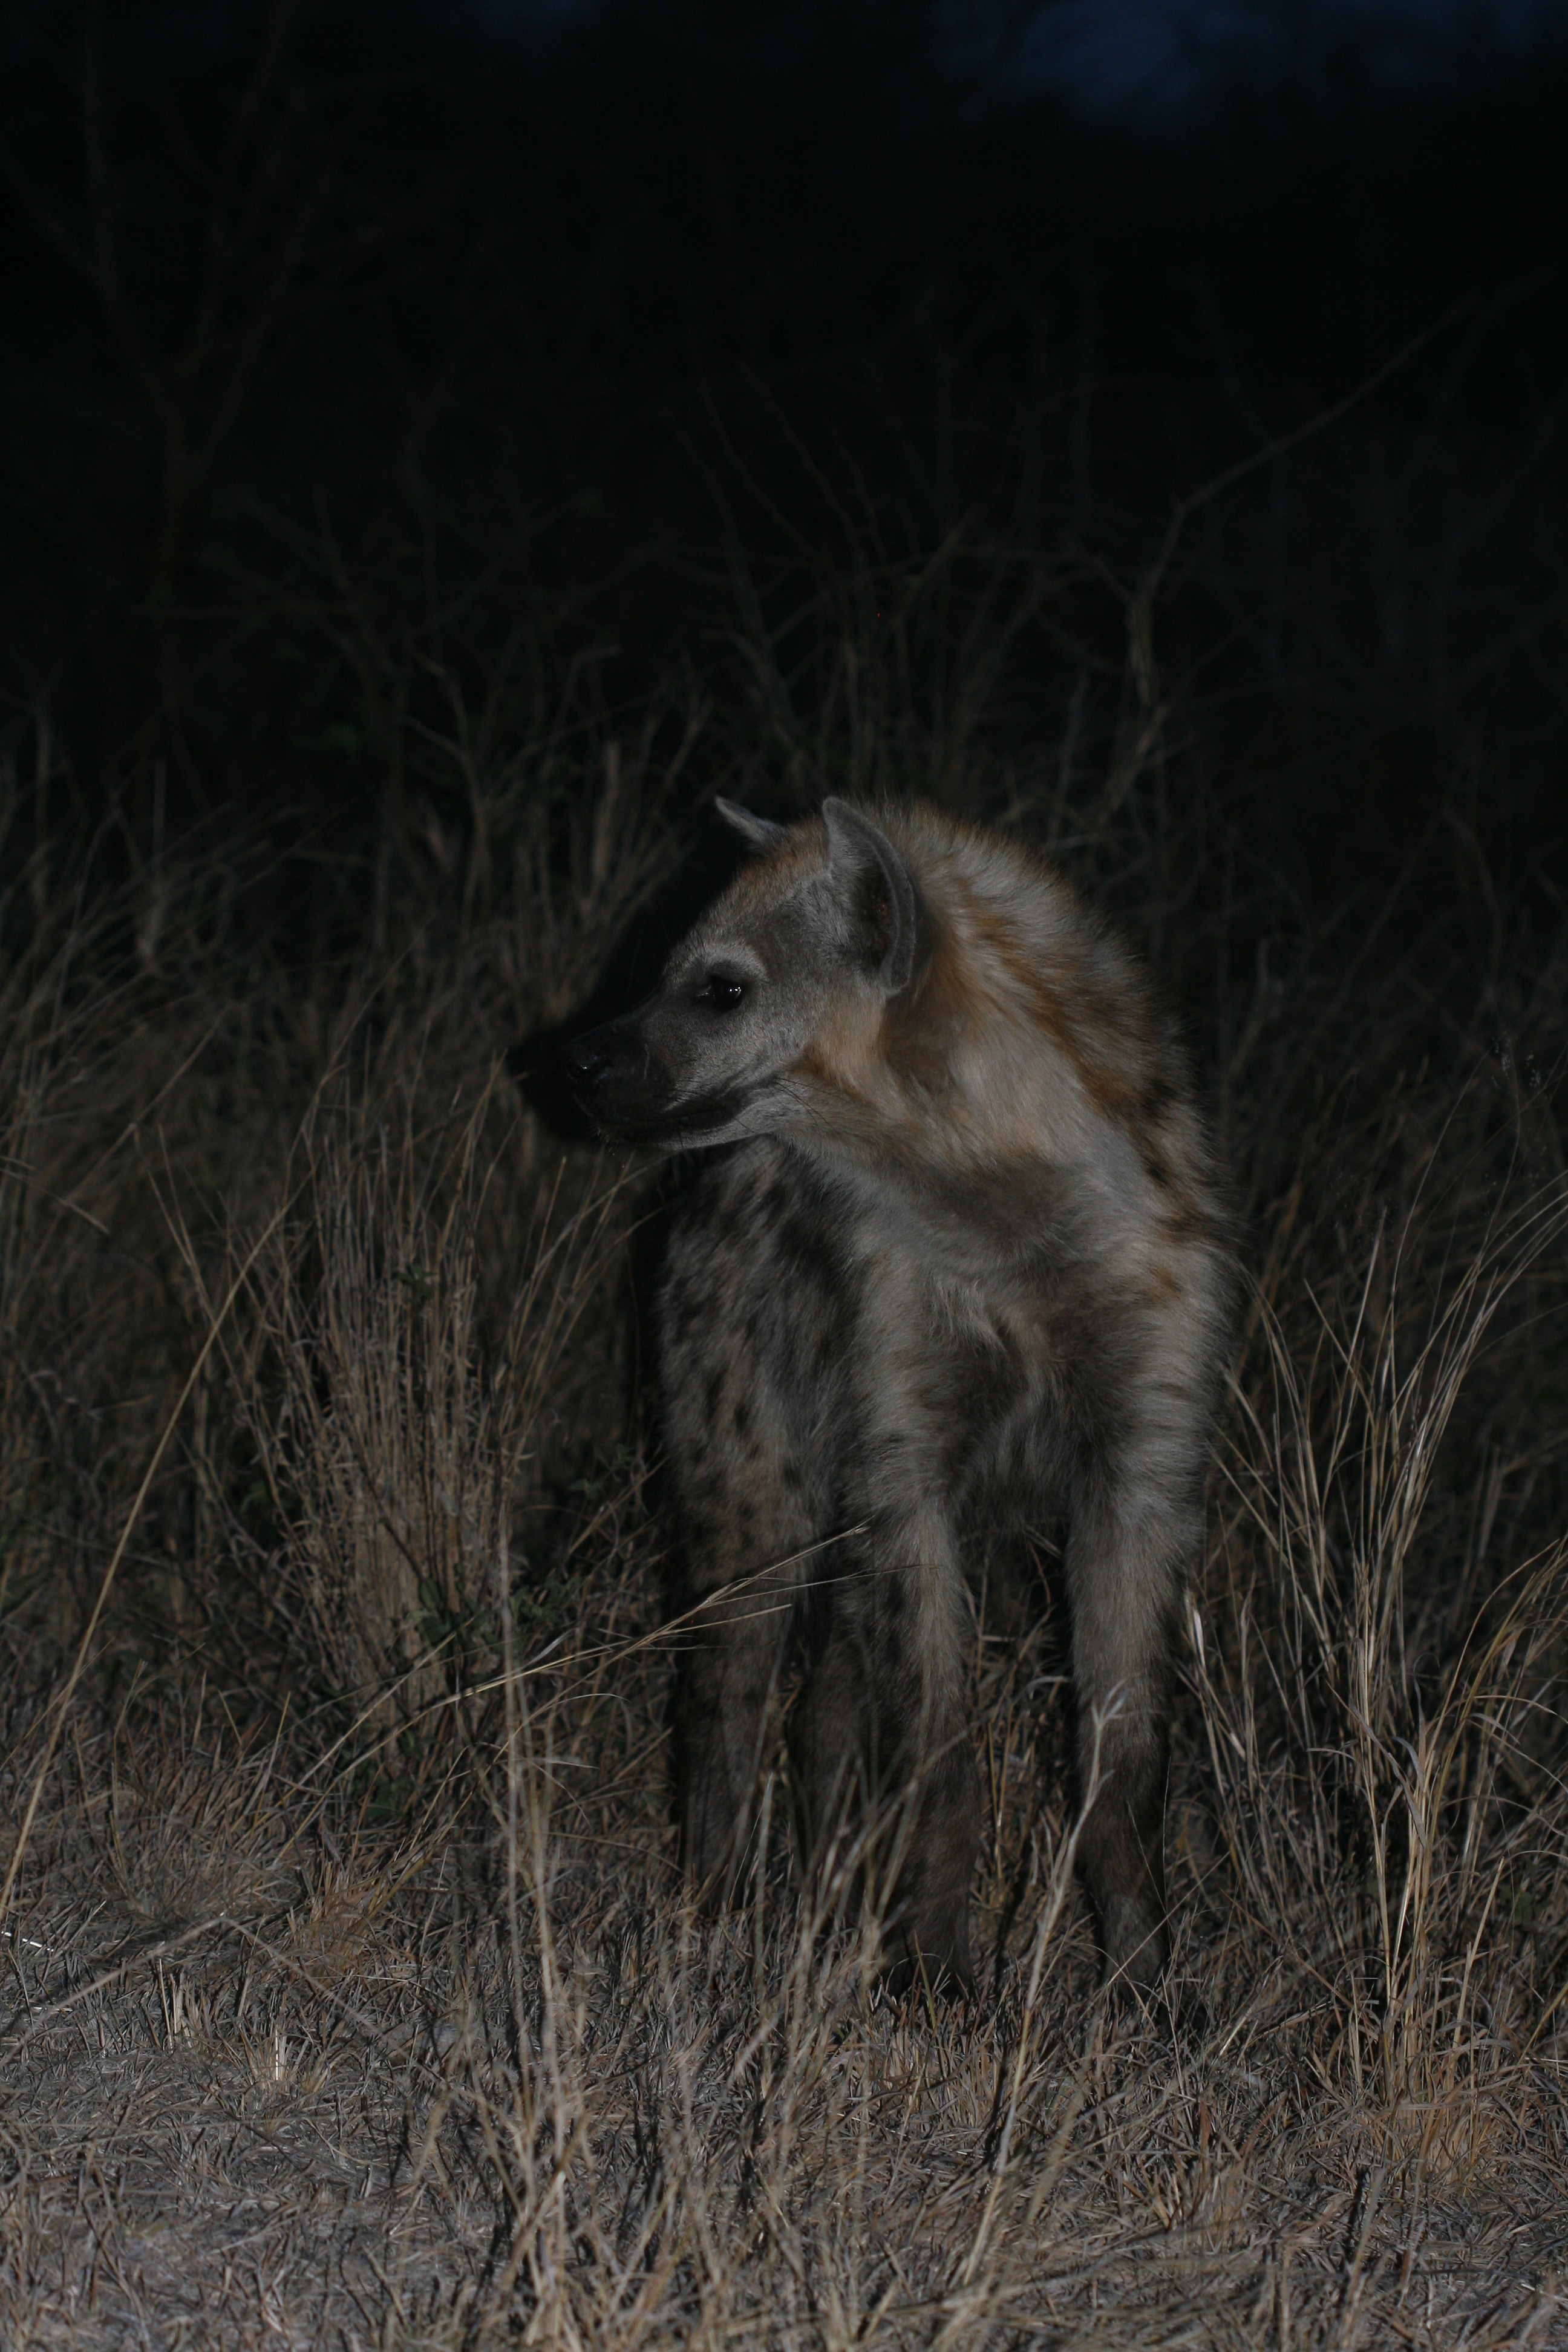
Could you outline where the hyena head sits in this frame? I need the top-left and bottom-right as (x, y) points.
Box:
(567, 798), (923, 1149)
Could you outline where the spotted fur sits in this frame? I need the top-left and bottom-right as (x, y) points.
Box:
(567, 799), (1235, 1990)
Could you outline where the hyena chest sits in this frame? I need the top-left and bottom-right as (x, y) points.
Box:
(673, 1142), (1085, 1513)
(842, 1217), (1068, 1506)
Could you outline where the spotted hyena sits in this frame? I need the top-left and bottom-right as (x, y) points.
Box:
(567, 799), (1234, 1991)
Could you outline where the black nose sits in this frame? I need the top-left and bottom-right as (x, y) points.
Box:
(565, 1025), (619, 1086)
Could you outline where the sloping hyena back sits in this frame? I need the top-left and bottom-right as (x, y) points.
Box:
(567, 799), (1234, 1991)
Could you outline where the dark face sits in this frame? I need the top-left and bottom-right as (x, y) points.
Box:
(564, 982), (762, 1147)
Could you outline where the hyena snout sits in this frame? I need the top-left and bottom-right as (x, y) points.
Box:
(564, 1014), (641, 1088)
(565, 1014), (669, 1128)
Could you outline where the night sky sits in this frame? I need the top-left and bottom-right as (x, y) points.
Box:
(2, 0), (1564, 877)
(459, 0), (1567, 122)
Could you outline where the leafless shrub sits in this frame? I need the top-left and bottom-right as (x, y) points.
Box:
(241, 1079), (628, 1748)
(1202, 1170), (1568, 2170)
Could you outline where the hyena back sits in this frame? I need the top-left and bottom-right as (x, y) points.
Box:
(567, 799), (1234, 1991)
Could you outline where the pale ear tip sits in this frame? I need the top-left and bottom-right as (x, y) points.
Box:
(715, 797), (788, 849)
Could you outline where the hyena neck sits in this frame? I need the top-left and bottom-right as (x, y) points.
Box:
(787, 1117), (1091, 1267)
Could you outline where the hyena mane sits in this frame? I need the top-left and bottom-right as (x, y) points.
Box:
(567, 797), (1235, 1992)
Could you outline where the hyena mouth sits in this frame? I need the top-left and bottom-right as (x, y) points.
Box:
(564, 1021), (749, 1146)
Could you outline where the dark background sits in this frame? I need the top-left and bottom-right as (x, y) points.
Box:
(2, 0), (1566, 969)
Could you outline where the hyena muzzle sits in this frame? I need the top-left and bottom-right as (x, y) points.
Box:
(567, 798), (1234, 1993)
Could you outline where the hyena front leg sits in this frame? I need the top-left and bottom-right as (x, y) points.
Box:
(677, 1549), (807, 1903)
(662, 1178), (832, 1906)
(669, 1403), (822, 1901)
(1063, 1480), (1193, 1991)
(798, 1496), (981, 1991)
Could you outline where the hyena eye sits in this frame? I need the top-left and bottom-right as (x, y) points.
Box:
(694, 974), (746, 1011)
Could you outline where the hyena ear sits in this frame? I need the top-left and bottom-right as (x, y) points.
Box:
(822, 799), (923, 996)
(713, 798), (786, 851)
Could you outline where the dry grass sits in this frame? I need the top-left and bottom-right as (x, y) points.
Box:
(4, 1379), (1564, 2347)
(3, 348), (1567, 2347)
